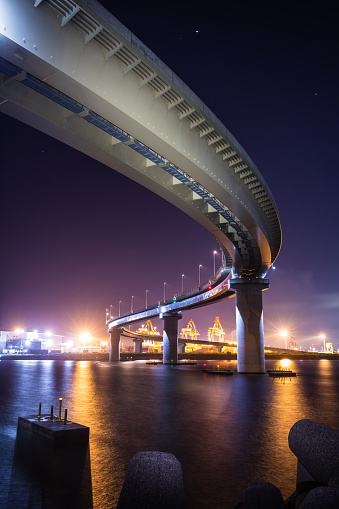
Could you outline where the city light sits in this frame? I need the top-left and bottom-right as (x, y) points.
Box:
(280, 330), (287, 349)
(79, 332), (91, 346)
(281, 358), (291, 369)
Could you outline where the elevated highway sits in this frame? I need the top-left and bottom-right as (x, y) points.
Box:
(0, 0), (281, 372)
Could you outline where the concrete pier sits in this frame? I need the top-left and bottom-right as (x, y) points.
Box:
(161, 312), (182, 364)
(18, 415), (89, 444)
(109, 327), (121, 361)
(230, 278), (269, 374)
(10, 418), (92, 508)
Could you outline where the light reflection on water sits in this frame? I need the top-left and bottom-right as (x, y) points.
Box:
(1, 359), (339, 508)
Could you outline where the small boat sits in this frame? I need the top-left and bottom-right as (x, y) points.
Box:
(268, 369), (296, 377)
(202, 368), (234, 375)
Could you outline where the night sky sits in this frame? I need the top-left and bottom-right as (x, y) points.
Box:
(1, 0), (338, 350)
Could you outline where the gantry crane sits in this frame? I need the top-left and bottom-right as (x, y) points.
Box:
(208, 317), (225, 342)
(136, 320), (160, 336)
(181, 319), (200, 341)
(288, 329), (297, 350)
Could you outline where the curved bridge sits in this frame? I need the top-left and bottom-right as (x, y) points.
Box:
(0, 0), (281, 372)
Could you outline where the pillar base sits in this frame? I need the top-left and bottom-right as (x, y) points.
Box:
(230, 278), (269, 374)
(109, 327), (121, 361)
(161, 312), (182, 364)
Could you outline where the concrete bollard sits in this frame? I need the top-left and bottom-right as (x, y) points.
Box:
(299, 486), (339, 508)
(117, 451), (186, 508)
(288, 419), (339, 486)
(242, 483), (285, 509)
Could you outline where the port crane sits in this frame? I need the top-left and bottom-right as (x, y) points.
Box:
(208, 317), (225, 342)
(181, 319), (200, 341)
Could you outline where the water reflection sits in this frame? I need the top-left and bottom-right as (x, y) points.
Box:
(1, 359), (339, 508)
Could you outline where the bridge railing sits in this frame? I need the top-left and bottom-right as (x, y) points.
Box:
(173, 264), (229, 301)
(106, 264), (231, 324)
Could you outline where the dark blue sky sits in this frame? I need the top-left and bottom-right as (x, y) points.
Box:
(1, 0), (338, 350)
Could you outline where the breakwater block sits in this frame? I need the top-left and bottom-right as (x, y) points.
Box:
(286, 419), (339, 508)
(243, 482), (285, 508)
(18, 414), (89, 444)
(117, 451), (186, 508)
(289, 419), (339, 486)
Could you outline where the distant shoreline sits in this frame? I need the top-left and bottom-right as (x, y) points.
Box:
(1, 352), (338, 361)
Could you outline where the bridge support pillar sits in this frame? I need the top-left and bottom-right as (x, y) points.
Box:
(178, 342), (186, 354)
(230, 278), (269, 374)
(133, 338), (143, 354)
(161, 312), (182, 364)
(109, 327), (121, 361)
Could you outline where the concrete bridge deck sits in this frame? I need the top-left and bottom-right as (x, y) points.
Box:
(0, 0), (282, 372)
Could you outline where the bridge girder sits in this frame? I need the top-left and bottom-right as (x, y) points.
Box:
(0, 0), (281, 278)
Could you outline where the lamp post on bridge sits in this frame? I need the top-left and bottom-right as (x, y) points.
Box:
(146, 290), (148, 309)
(164, 282), (166, 302)
(110, 304), (113, 318)
(119, 300), (122, 317)
(181, 274), (184, 294)
(199, 264), (202, 286)
(213, 250), (217, 275)
(131, 296), (134, 313)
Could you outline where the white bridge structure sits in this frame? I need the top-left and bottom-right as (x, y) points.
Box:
(0, 0), (282, 372)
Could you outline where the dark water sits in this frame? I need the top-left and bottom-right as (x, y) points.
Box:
(1, 358), (339, 508)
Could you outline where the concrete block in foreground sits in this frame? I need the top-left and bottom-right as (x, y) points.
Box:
(18, 414), (89, 444)
(117, 451), (186, 509)
(300, 486), (339, 508)
(288, 419), (339, 485)
(243, 482), (285, 509)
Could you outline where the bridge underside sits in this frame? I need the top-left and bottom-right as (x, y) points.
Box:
(0, 0), (281, 373)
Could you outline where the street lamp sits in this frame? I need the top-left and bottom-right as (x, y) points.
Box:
(110, 304), (113, 318)
(320, 334), (326, 353)
(199, 264), (202, 285)
(131, 296), (134, 313)
(182, 274), (184, 294)
(119, 300), (122, 317)
(281, 330), (287, 350)
(146, 290), (148, 309)
(80, 332), (91, 347)
(164, 282), (166, 302)
(213, 250), (217, 274)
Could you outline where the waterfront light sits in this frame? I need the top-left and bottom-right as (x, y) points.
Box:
(281, 358), (291, 369)
(79, 332), (91, 346)
(281, 330), (287, 349)
(320, 334), (326, 353)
